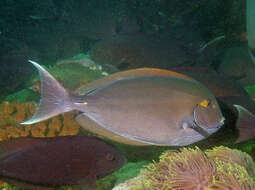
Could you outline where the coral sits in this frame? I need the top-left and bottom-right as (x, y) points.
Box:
(0, 101), (80, 141)
(114, 147), (255, 190)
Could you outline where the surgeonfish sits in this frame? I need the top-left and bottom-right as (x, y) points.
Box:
(0, 136), (125, 190)
(81, 68), (255, 144)
(22, 61), (225, 146)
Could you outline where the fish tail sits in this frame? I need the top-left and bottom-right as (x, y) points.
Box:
(234, 105), (255, 143)
(21, 60), (73, 125)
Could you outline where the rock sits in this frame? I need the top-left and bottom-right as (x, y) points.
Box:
(89, 34), (193, 70)
(0, 44), (38, 101)
(217, 46), (255, 86)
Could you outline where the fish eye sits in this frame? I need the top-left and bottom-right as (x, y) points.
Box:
(199, 99), (214, 108)
(105, 153), (115, 161)
(208, 101), (217, 109)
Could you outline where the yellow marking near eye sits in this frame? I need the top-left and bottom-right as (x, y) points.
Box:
(83, 102), (88, 105)
(200, 100), (209, 107)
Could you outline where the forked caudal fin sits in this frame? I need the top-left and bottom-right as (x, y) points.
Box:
(21, 60), (73, 125)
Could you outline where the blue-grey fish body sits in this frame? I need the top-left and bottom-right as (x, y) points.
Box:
(22, 61), (224, 146)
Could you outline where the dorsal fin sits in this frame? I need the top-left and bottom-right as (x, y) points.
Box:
(0, 137), (46, 159)
(77, 68), (194, 95)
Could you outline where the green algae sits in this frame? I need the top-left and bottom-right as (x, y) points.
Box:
(42, 63), (104, 90)
(245, 85), (255, 98)
(96, 161), (149, 190)
(1, 183), (20, 190)
(236, 139), (255, 155)
(5, 89), (40, 103)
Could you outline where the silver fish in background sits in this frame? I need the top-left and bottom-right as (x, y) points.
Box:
(21, 61), (224, 146)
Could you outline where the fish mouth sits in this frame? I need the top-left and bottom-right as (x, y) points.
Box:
(192, 104), (225, 138)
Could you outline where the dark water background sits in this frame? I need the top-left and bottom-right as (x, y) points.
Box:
(0, 0), (246, 101)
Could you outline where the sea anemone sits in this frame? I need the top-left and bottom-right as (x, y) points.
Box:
(137, 147), (217, 190)
(113, 146), (255, 190)
(205, 146), (255, 178)
(208, 160), (255, 190)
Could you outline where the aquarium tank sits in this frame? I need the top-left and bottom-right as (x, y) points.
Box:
(0, 0), (255, 189)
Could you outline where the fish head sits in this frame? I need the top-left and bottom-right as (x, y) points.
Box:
(94, 144), (126, 178)
(172, 99), (225, 146)
(193, 99), (225, 134)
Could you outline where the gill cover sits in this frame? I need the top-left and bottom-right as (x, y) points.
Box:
(194, 99), (224, 129)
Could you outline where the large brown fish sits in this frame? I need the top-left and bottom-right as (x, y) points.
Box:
(22, 61), (224, 146)
(0, 136), (125, 189)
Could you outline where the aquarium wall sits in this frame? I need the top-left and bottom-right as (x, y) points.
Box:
(247, 0), (255, 52)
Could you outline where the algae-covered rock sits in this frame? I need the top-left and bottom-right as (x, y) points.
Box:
(89, 34), (192, 71)
(28, 55), (109, 94)
(217, 46), (255, 86)
(36, 63), (103, 90)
